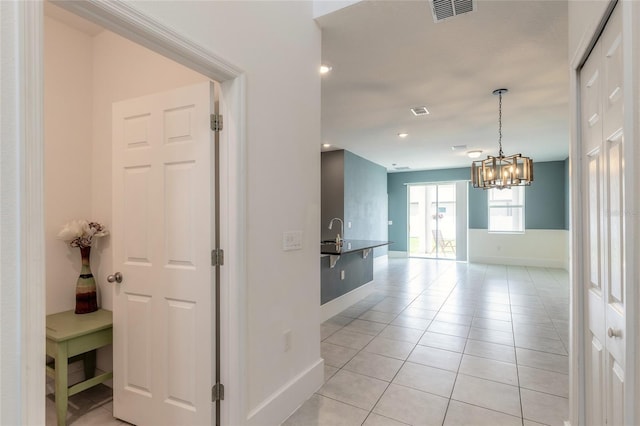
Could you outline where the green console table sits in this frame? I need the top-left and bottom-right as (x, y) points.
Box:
(46, 309), (113, 426)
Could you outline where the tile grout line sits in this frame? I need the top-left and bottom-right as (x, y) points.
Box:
(507, 265), (526, 426)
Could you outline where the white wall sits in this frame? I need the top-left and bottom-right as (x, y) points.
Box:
(124, 2), (322, 423)
(469, 229), (569, 269)
(44, 16), (94, 314)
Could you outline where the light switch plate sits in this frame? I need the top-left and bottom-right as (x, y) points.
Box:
(283, 231), (303, 251)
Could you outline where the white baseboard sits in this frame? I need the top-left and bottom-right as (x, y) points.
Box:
(246, 358), (324, 426)
(469, 255), (566, 269)
(320, 281), (375, 322)
(388, 251), (408, 258)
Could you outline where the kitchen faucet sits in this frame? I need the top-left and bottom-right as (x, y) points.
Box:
(328, 217), (344, 246)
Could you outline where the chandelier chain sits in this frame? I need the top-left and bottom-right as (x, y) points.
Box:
(498, 91), (503, 157)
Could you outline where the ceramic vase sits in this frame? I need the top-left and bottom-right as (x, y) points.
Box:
(75, 246), (98, 314)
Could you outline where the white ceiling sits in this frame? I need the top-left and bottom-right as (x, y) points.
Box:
(317, 0), (569, 172)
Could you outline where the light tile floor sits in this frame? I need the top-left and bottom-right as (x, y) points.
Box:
(284, 258), (569, 426)
(46, 258), (569, 426)
(45, 382), (125, 426)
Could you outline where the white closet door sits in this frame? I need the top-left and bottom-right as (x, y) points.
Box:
(111, 81), (216, 426)
(580, 6), (625, 425)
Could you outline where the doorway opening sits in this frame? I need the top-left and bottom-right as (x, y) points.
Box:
(38, 2), (245, 425)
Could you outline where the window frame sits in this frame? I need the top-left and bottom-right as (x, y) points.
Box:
(487, 186), (525, 233)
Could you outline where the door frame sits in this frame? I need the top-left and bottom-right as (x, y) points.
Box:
(569, 1), (640, 424)
(2, 1), (247, 425)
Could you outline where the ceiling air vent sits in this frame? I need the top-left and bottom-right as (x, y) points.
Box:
(394, 166), (411, 171)
(432, 0), (475, 23)
(411, 106), (430, 116)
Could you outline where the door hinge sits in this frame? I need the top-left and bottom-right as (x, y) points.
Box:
(210, 114), (223, 132)
(212, 382), (225, 401)
(211, 248), (224, 266)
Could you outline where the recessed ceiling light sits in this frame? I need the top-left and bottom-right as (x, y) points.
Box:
(411, 106), (430, 116)
(319, 65), (332, 74)
(322, 143), (331, 148)
(398, 133), (409, 138)
(451, 144), (467, 151)
(467, 150), (483, 158)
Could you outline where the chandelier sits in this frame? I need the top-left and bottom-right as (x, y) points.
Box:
(471, 88), (533, 190)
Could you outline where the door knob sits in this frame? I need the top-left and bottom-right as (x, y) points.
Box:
(107, 272), (123, 283)
(607, 327), (621, 338)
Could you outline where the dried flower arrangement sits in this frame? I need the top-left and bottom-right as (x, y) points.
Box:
(57, 220), (109, 248)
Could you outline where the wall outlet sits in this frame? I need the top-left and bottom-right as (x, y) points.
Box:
(347, 221), (352, 228)
(283, 231), (303, 251)
(340, 270), (345, 280)
(388, 220), (393, 225)
(283, 330), (292, 352)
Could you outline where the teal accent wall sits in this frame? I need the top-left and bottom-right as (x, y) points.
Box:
(525, 161), (567, 230)
(387, 161), (568, 252)
(344, 151), (388, 256)
(468, 183), (487, 229)
(321, 150), (388, 256)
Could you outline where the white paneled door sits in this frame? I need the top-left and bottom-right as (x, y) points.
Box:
(111, 82), (215, 425)
(580, 5), (625, 426)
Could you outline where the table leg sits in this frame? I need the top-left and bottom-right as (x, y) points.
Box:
(83, 349), (97, 379)
(55, 343), (69, 426)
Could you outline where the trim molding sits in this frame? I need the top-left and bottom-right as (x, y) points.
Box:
(388, 251), (408, 258)
(468, 256), (566, 269)
(0, 1), (46, 424)
(53, 0), (241, 82)
(246, 359), (324, 426)
(219, 74), (247, 426)
(622, 3), (640, 422)
(569, 11), (589, 426)
(22, 3), (46, 423)
(320, 281), (375, 322)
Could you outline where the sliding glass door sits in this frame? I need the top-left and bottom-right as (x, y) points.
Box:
(409, 183), (457, 259)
